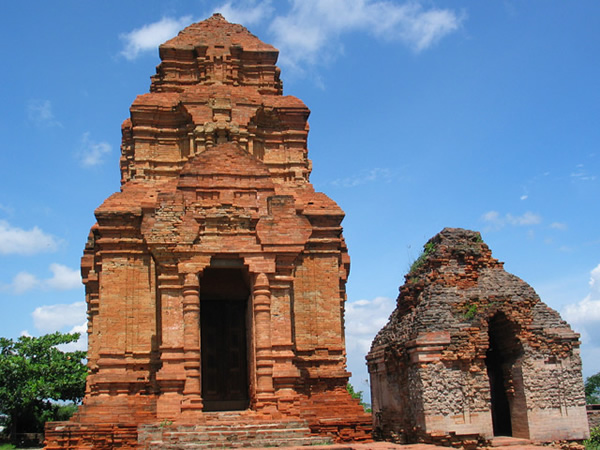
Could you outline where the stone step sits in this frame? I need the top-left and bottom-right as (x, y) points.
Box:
(489, 436), (533, 447)
(148, 437), (332, 449)
(159, 429), (316, 442)
(138, 420), (333, 449)
(187, 426), (307, 435)
(166, 421), (309, 431)
(141, 424), (312, 433)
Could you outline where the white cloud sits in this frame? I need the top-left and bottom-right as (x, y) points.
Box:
(380, 4), (463, 51)
(0, 203), (14, 215)
(481, 210), (542, 230)
(269, 0), (463, 70)
(57, 323), (88, 353)
(119, 16), (193, 60)
(27, 99), (62, 128)
(0, 219), (59, 255)
(116, 2), (462, 79)
(23, 311), (87, 353)
(482, 210), (500, 224)
(520, 194), (528, 201)
(563, 264), (600, 325)
(11, 272), (41, 294)
(32, 301), (86, 334)
(345, 296), (396, 395)
(570, 163), (596, 182)
(506, 211), (542, 226)
(78, 132), (112, 167)
(214, 0), (273, 26)
(25, 308), (87, 353)
(346, 296), (395, 354)
(330, 167), (392, 188)
(550, 222), (568, 231)
(19, 325), (87, 353)
(562, 264), (600, 377)
(45, 263), (82, 290)
(1, 263), (81, 294)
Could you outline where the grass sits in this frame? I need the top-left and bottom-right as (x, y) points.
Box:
(408, 241), (435, 274)
(463, 304), (478, 320)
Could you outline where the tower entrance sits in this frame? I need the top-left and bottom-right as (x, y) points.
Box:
(485, 312), (524, 437)
(200, 268), (250, 411)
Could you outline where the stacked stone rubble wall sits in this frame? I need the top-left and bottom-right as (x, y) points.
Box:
(367, 228), (589, 445)
(588, 405), (600, 429)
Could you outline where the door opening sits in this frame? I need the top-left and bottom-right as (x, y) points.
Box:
(200, 268), (250, 411)
(485, 312), (523, 437)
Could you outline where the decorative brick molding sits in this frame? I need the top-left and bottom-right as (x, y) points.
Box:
(46, 13), (370, 449)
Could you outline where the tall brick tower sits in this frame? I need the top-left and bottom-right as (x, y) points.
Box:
(46, 13), (370, 448)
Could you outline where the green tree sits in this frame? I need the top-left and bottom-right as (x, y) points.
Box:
(586, 372), (600, 404)
(346, 383), (371, 413)
(0, 332), (87, 442)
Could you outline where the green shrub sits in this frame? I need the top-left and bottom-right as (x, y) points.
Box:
(585, 426), (600, 449)
(408, 241), (435, 274)
(464, 304), (478, 320)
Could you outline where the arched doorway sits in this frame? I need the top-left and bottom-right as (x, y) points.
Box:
(200, 267), (250, 411)
(485, 312), (524, 437)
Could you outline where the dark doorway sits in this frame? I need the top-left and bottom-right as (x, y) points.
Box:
(200, 268), (250, 411)
(486, 340), (512, 436)
(485, 312), (523, 437)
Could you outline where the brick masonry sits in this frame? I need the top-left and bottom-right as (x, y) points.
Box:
(45, 13), (370, 449)
(588, 405), (600, 430)
(367, 228), (590, 445)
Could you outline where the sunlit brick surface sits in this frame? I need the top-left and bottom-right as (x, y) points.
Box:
(45, 14), (370, 449)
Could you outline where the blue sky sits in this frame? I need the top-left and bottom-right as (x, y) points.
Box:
(1, 1), (599, 398)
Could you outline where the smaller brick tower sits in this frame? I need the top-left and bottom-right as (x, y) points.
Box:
(46, 14), (370, 448)
(368, 228), (589, 445)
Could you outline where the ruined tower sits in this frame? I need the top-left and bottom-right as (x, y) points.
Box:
(46, 14), (370, 448)
(367, 228), (589, 445)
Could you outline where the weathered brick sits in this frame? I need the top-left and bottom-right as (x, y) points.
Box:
(46, 13), (370, 449)
(367, 228), (589, 445)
